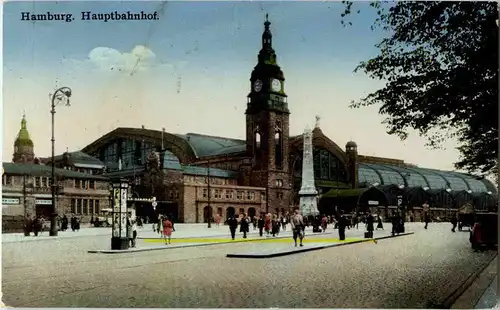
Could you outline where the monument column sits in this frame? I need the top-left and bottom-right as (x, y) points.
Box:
(298, 126), (319, 217)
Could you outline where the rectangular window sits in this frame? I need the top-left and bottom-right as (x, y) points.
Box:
(71, 199), (76, 214)
(203, 189), (208, 198)
(215, 189), (222, 199)
(41, 177), (48, 187)
(89, 200), (94, 215)
(95, 200), (100, 214)
(275, 179), (283, 187)
(261, 191), (266, 201)
(89, 180), (95, 189)
(82, 180), (88, 189)
(83, 199), (88, 215)
(175, 190), (180, 199)
(237, 191), (243, 200)
(76, 180), (82, 188)
(226, 190), (234, 199)
(6, 175), (12, 185)
(247, 191), (255, 200)
(35, 177), (41, 187)
(76, 199), (82, 214)
(169, 191), (174, 199)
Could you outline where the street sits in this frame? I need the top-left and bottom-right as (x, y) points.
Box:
(2, 222), (495, 308)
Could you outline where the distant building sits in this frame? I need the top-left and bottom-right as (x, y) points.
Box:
(2, 115), (110, 232)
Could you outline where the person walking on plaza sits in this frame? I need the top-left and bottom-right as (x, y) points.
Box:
(321, 215), (328, 232)
(258, 215), (265, 237)
(338, 214), (348, 241)
(240, 213), (250, 238)
(450, 213), (458, 233)
(424, 211), (430, 229)
(215, 213), (221, 227)
(130, 219), (138, 247)
(271, 214), (280, 237)
(376, 215), (384, 230)
(61, 214), (68, 231)
(33, 215), (42, 237)
(290, 209), (305, 247)
(366, 213), (374, 238)
(227, 214), (238, 240)
(24, 214), (33, 236)
(264, 213), (272, 235)
(162, 216), (173, 245)
(281, 216), (287, 231)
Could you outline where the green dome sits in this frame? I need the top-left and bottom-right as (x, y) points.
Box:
(14, 114), (33, 147)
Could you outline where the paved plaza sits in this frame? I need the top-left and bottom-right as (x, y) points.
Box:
(2, 222), (496, 308)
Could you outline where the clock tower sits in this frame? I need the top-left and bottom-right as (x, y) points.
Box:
(246, 15), (291, 213)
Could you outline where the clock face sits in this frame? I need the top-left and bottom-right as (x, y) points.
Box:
(271, 79), (281, 92)
(254, 80), (263, 92)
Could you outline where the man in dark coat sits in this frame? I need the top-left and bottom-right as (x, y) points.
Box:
(227, 214), (238, 240)
(450, 213), (458, 232)
(338, 215), (348, 241)
(257, 215), (265, 236)
(240, 213), (250, 238)
(424, 211), (430, 229)
(366, 213), (374, 238)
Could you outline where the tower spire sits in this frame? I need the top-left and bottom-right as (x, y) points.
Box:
(262, 14), (272, 49)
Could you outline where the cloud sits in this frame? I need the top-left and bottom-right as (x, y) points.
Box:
(87, 45), (160, 73)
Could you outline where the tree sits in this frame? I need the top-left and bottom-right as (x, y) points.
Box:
(341, 1), (498, 175)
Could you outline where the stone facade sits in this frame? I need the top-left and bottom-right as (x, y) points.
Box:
(2, 172), (110, 231)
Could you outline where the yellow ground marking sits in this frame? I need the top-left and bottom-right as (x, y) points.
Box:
(143, 237), (379, 244)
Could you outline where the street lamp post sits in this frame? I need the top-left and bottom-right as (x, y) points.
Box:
(50, 86), (72, 237)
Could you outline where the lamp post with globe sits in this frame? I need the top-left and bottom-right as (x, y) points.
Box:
(50, 87), (72, 237)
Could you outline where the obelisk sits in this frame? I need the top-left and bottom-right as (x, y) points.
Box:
(298, 125), (319, 216)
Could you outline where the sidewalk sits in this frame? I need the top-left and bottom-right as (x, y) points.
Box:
(475, 276), (497, 309)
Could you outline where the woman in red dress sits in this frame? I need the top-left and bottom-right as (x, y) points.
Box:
(265, 213), (272, 235)
(163, 217), (173, 245)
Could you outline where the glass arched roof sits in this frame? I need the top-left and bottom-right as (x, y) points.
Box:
(358, 166), (382, 185)
(361, 163), (405, 185)
(359, 163), (491, 193)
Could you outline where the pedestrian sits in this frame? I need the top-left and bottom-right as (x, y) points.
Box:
(240, 213), (250, 238)
(33, 215), (42, 237)
(24, 214), (33, 236)
(157, 216), (163, 236)
(131, 219), (138, 247)
(424, 211), (430, 229)
(321, 215), (328, 232)
(290, 209), (305, 247)
(61, 214), (68, 231)
(252, 216), (257, 230)
(162, 216), (173, 245)
(264, 213), (272, 235)
(258, 215), (265, 237)
(215, 214), (221, 227)
(70, 215), (77, 232)
(391, 212), (398, 236)
(366, 213), (374, 238)
(281, 216), (287, 231)
(376, 215), (384, 230)
(271, 214), (280, 237)
(451, 213), (458, 233)
(338, 214), (347, 241)
(227, 214), (238, 240)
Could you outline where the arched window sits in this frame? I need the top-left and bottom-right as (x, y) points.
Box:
(293, 148), (348, 183)
(254, 126), (261, 151)
(275, 127), (283, 170)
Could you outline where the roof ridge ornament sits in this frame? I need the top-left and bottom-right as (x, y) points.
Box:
(315, 115), (320, 128)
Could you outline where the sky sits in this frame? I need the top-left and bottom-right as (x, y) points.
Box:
(3, 1), (464, 171)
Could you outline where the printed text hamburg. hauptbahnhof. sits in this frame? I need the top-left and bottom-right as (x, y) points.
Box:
(21, 11), (160, 22)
